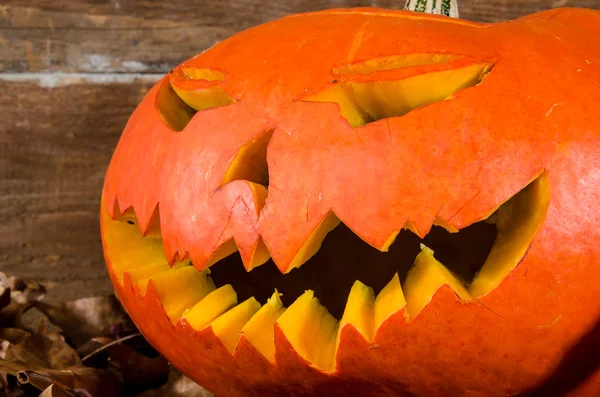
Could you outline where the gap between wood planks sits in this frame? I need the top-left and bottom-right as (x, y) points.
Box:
(0, 72), (163, 88)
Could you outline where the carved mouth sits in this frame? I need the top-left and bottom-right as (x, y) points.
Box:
(102, 173), (549, 372)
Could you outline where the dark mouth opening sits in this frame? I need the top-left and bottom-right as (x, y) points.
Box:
(104, 171), (549, 369)
(208, 220), (497, 319)
(106, 172), (548, 330)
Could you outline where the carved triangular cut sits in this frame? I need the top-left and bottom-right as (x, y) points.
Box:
(221, 129), (274, 188)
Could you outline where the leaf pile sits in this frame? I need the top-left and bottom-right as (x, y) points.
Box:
(0, 273), (212, 397)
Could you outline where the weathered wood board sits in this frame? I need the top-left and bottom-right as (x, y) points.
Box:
(0, 77), (157, 300)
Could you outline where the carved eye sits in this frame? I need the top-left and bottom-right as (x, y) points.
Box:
(303, 54), (493, 127)
(156, 65), (236, 131)
(332, 53), (463, 75)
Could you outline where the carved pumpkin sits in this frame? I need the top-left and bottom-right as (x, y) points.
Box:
(101, 7), (600, 396)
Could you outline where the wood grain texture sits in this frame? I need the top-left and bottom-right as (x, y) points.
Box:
(0, 78), (156, 301)
(1, 0), (600, 302)
(2, 1), (599, 73)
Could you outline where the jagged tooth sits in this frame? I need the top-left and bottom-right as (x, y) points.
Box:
(101, 206), (170, 283)
(403, 221), (428, 239)
(284, 212), (340, 273)
(337, 275), (407, 351)
(183, 285), (238, 331)
(204, 240), (239, 270)
(150, 266), (215, 324)
(432, 218), (459, 233)
(380, 229), (400, 252)
(470, 173), (550, 298)
(238, 183), (271, 272)
(240, 290), (285, 363)
(127, 263), (171, 294)
(113, 206), (136, 223)
(139, 205), (162, 238)
(277, 290), (338, 372)
(403, 245), (471, 321)
(210, 297), (261, 354)
(202, 237), (271, 274)
(130, 259), (192, 294)
(198, 183), (270, 273)
(338, 281), (375, 343)
(244, 237), (271, 272)
(373, 273), (406, 331)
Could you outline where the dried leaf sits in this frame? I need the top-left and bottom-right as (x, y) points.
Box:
(1, 340), (11, 359)
(5, 323), (81, 369)
(6, 276), (46, 306)
(0, 303), (29, 330)
(34, 296), (132, 345)
(0, 329), (30, 346)
(103, 340), (169, 388)
(18, 368), (120, 396)
(0, 278), (10, 312)
(0, 371), (11, 397)
(78, 336), (168, 394)
(138, 370), (213, 397)
(0, 359), (121, 397)
(0, 323), (121, 396)
(39, 384), (75, 397)
(0, 328), (31, 360)
(75, 338), (113, 366)
(0, 273), (45, 329)
(0, 272), (179, 396)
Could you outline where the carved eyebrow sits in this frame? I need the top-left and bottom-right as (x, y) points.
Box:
(169, 66), (236, 112)
(173, 67), (226, 82)
(304, 60), (494, 127)
(333, 53), (464, 76)
(156, 66), (237, 131)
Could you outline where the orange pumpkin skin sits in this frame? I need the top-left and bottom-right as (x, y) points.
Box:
(101, 7), (600, 397)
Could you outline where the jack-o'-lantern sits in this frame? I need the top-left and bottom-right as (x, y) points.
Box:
(101, 5), (600, 396)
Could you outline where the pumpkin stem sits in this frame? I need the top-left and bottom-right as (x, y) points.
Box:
(404, 0), (459, 18)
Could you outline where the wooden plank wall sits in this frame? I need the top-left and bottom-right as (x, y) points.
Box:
(1, 0), (599, 301)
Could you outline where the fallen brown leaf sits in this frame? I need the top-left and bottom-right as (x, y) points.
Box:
(0, 273), (46, 329)
(0, 272), (182, 396)
(0, 329), (30, 346)
(1, 340), (11, 359)
(0, 358), (121, 397)
(101, 340), (169, 388)
(6, 276), (46, 306)
(34, 296), (132, 346)
(5, 322), (81, 369)
(39, 384), (75, 397)
(137, 370), (213, 397)
(75, 338), (113, 367)
(76, 335), (169, 395)
(17, 368), (120, 397)
(0, 322), (121, 396)
(0, 277), (10, 312)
